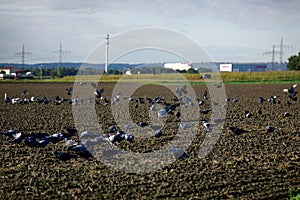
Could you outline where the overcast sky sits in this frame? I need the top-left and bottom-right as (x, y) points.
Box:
(0, 0), (299, 64)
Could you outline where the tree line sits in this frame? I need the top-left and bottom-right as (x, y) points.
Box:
(287, 51), (300, 70)
(26, 66), (78, 78)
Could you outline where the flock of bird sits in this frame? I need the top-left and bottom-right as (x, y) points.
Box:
(2, 83), (298, 161)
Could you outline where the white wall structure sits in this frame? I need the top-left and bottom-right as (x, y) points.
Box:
(219, 64), (232, 72)
(164, 62), (192, 71)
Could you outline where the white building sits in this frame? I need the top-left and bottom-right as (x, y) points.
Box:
(219, 64), (233, 72)
(164, 62), (192, 71)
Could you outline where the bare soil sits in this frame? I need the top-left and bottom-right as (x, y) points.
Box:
(0, 82), (299, 199)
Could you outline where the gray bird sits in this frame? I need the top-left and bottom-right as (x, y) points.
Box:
(266, 126), (275, 132)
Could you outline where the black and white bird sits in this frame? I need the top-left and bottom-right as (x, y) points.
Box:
(48, 132), (65, 144)
(229, 127), (248, 135)
(269, 96), (280, 104)
(65, 87), (72, 95)
(232, 98), (239, 103)
(68, 144), (92, 158)
(257, 108), (262, 115)
(124, 133), (134, 142)
(137, 121), (148, 127)
(258, 97), (265, 104)
(198, 100), (205, 105)
(94, 88), (104, 98)
(266, 125), (275, 132)
(202, 121), (211, 133)
(4, 93), (10, 103)
(200, 109), (211, 114)
(245, 111), (252, 118)
(109, 125), (117, 133)
(283, 111), (290, 117)
(12, 132), (24, 143)
(154, 129), (162, 138)
(203, 90), (208, 100)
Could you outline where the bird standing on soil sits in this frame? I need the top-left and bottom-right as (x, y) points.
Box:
(65, 87), (72, 95)
(266, 126), (275, 132)
(245, 111), (252, 118)
(258, 97), (265, 104)
(4, 93), (10, 103)
(154, 129), (162, 138)
(257, 108), (262, 115)
(283, 111), (290, 117)
(21, 90), (27, 95)
(200, 109), (211, 114)
(175, 111), (181, 120)
(203, 90), (208, 100)
(229, 127), (248, 135)
(202, 121), (211, 133)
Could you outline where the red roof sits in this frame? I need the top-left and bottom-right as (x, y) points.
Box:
(2, 66), (17, 69)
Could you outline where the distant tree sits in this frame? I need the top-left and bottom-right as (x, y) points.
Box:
(155, 66), (161, 74)
(287, 52), (300, 70)
(57, 65), (63, 77)
(108, 69), (121, 74)
(197, 67), (212, 73)
(187, 68), (199, 74)
(50, 70), (57, 79)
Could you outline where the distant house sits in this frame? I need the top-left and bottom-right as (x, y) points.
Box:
(125, 70), (132, 75)
(0, 66), (33, 79)
(0, 66), (20, 75)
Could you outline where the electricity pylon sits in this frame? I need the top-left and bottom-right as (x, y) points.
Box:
(263, 45), (280, 71)
(53, 42), (70, 68)
(275, 38), (292, 71)
(14, 44), (32, 68)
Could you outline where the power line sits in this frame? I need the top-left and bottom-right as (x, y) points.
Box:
(275, 38), (292, 71)
(14, 44), (32, 68)
(53, 42), (70, 68)
(263, 45), (280, 71)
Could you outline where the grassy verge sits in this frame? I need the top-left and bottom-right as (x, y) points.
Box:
(0, 71), (299, 84)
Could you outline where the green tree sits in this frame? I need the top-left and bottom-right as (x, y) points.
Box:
(50, 70), (57, 79)
(287, 52), (300, 70)
(187, 68), (199, 74)
(57, 65), (63, 77)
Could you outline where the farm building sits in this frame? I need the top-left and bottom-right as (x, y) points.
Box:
(164, 62), (192, 71)
(0, 66), (20, 74)
(0, 66), (34, 79)
(219, 62), (288, 72)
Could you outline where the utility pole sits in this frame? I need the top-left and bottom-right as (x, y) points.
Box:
(39, 64), (43, 80)
(275, 38), (292, 71)
(263, 45), (280, 71)
(14, 44), (32, 68)
(105, 34), (109, 73)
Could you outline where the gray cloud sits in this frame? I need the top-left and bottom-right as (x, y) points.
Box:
(0, 0), (299, 63)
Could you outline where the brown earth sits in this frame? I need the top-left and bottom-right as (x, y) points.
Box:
(0, 82), (299, 199)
